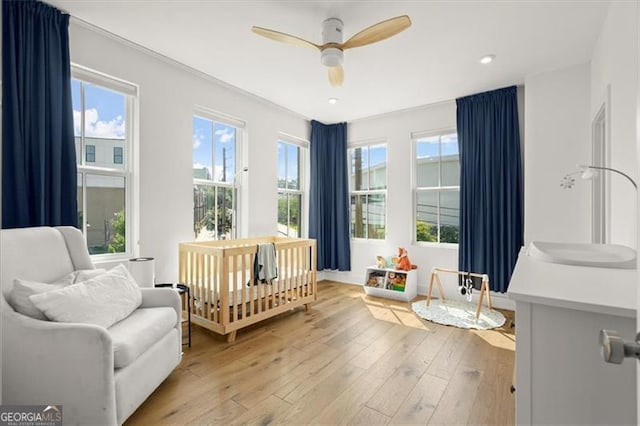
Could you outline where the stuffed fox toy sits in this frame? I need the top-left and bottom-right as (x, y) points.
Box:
(397, 247), (417, 271)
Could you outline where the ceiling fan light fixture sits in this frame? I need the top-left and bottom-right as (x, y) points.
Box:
(321, 47), (343, 67)
(480, 54), (496, 64)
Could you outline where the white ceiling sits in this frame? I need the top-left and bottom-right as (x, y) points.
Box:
(49, 0), (609, 123)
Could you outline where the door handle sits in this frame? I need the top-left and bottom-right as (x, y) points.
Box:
(599, 329), (640, 364)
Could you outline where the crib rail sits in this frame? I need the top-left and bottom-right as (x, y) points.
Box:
(178, 237), (317, 341)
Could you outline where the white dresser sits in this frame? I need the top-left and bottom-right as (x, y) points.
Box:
(508, 246), (637, 425)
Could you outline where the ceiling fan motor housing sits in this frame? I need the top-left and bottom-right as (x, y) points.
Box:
(321, 18), (344, 67)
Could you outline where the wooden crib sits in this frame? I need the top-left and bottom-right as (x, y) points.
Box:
(178, 236), (317, 342)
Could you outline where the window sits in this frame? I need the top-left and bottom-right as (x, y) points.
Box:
(192, 111), (242, 240)
(349, 142), (387, 240)
(86, 145), (96, 162)
(278, 139), (307, 237)
(113, 146), (123, 164)
(414, 131), (460, 244)
(72, 66), (136, 257)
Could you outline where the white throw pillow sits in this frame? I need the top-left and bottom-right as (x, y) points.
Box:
(10, 280), (67, 320)
(9, 269), (107, 320)
(29, 264), (142, 328)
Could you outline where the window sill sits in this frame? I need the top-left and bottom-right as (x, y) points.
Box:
(91, 252), (134, 267)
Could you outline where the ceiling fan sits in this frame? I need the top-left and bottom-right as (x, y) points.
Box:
(251, 15), (412, 87)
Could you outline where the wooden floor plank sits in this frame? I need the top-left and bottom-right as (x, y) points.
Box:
(314, 374), (386, 425)
(277, 362), (366, 424)
(349, 406), (391, 425)
(428, 365), (484, 425)
(125, 281), (515, 426)
(390, 373), (448, 424)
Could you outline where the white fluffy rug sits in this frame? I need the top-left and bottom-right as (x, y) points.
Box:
(412, 299), (506, 330)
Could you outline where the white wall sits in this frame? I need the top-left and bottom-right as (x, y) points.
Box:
(590, 1), (638, 248)
(322, 99), (518, 310)
(524, 63), (591, 243)
(68, 21), (309, 282)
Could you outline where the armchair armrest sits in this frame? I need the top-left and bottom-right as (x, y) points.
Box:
(139, 288), (182, 325)
(2, 310), (117, 425)
(139, 289), (182, 353)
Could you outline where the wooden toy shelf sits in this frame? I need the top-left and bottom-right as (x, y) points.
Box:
(363, 266), (417, 302)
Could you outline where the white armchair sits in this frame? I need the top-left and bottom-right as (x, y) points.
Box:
(1, 226), (182, 425)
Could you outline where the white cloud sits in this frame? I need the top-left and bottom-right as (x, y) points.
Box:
(193, 133), (203, 149)
(441, 135), (458, 144)
(215, 128), (234, 143)
(73, 108), (125, 139)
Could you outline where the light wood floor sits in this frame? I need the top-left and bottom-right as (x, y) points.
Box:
(126, 281), (515, 425)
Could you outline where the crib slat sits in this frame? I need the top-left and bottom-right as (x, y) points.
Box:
(241, 253), (246, 320)
(202, 255), (208, 320)
(221, 251), (229, 327)
(208, 255), (214, 321)
(232, 255), (238, 323)
(213, 254), (219, 323)
(297, 246), (302, 300)
(302, 245), (307, 298)
(197, 253), (204, 320)
(192, 252), (199, 317)
(249, 251), (255, 316)
(257, 254), (263, 314)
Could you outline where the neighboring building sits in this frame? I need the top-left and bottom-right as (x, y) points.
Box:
(76, 136), (126, 252)
(349, 154), (460, 233)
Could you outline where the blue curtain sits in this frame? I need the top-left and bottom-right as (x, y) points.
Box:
(309, 120), (351, 271)
(2, 0), (77, 229)
(457, 86), (523, 293)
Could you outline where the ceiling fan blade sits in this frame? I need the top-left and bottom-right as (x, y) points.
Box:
(340, 15), (411, 50)
(251, 26), (320, 50)
(328, 65), (344, 87)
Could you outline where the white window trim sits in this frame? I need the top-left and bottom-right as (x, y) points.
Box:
(72, 64), (139, 262)
(348, 139), (388, 241)
(192, 108), (245, 239)
(412, 128), (459, 247)
(277, 135), (309, 238)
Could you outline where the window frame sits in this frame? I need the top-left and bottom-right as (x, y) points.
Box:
(277, 134), (309, 238)
(349, 139), (388, 241)
(412, 128), (460, 247)
(72, 64), (138, 262)
(192, 107), (245, 241)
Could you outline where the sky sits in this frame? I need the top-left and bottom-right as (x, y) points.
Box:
(277, 142), (299, 189)
(192, 116), (236, 182)
(71, 79), (126, 139)
(416, 133), (459, 158)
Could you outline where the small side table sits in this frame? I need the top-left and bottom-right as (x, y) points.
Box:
(155, 283), (191, 347)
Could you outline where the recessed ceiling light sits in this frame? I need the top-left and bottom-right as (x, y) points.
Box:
(480, 54), (495, 65)
(328, 97), (338, 104)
